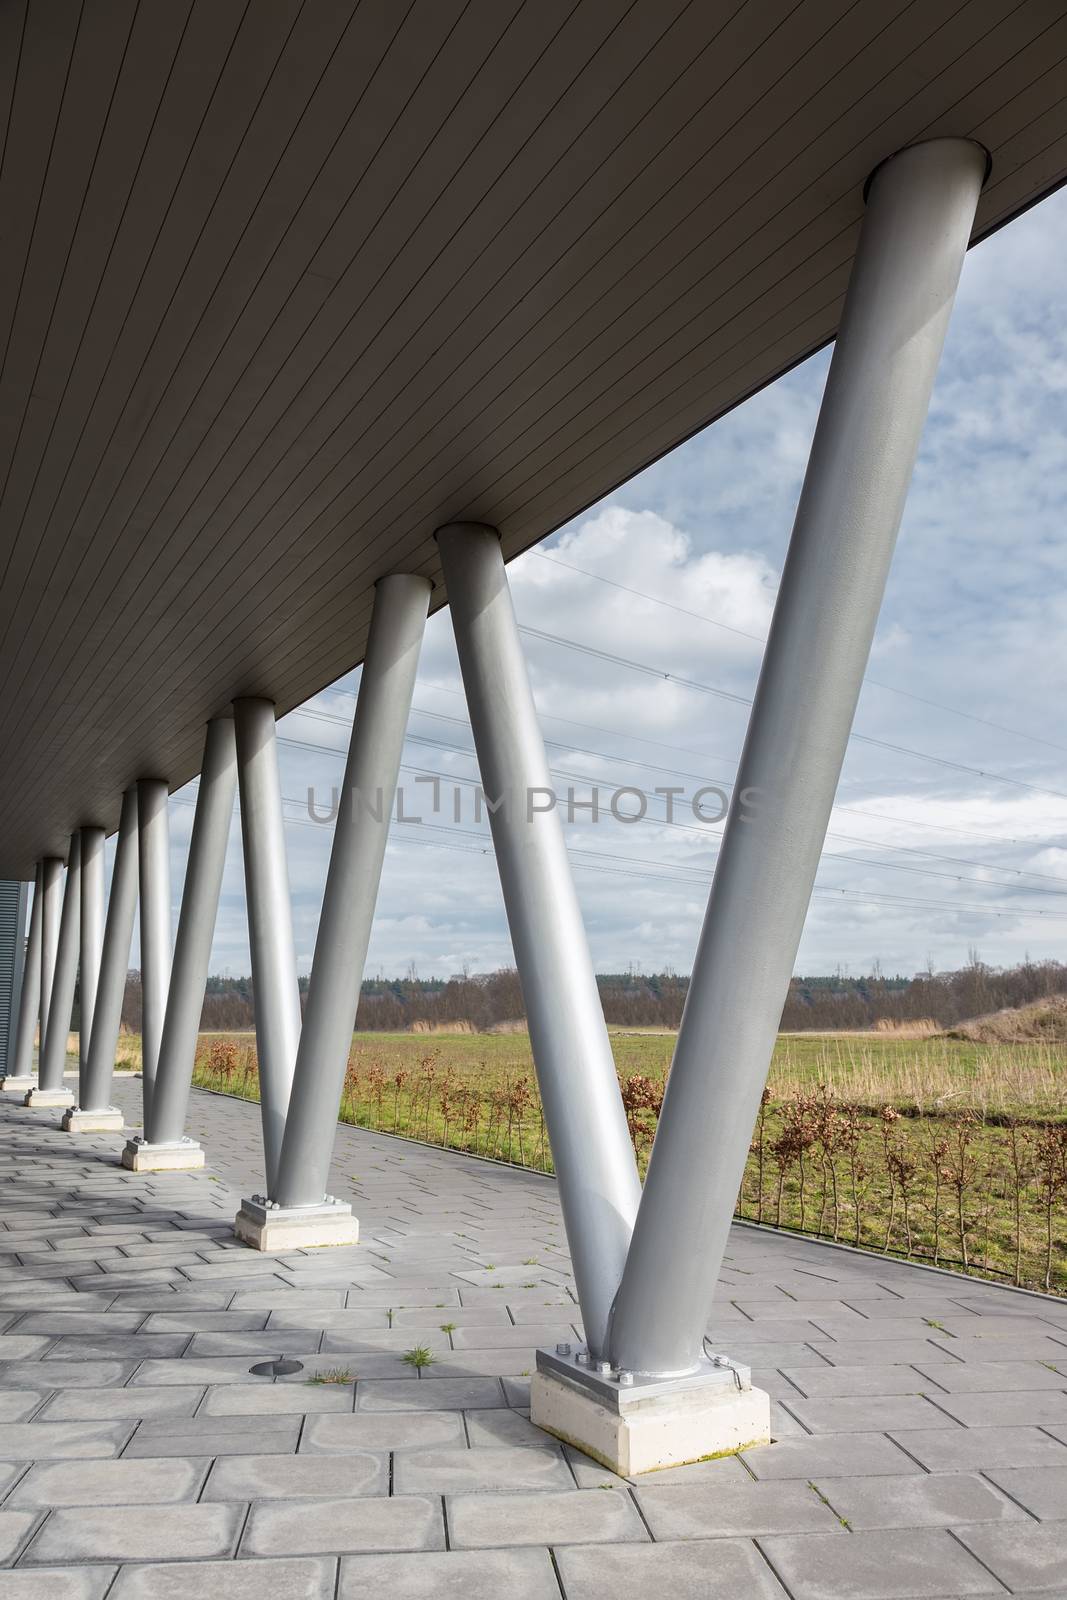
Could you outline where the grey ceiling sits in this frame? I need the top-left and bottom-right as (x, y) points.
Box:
(0, 0), (1065, 876)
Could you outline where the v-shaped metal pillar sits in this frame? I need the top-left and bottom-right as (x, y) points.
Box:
(437, 139), (986, 1474)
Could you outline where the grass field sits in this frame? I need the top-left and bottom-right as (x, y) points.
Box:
(179, 1026), (1067, 1297)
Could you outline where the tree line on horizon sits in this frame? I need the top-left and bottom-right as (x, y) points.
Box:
(105, 954), (1067, 1035)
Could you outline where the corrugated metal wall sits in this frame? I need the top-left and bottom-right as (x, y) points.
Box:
(0, 880), (29, 1076)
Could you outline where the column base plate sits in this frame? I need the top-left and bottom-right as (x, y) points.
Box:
(62, 1107), (124, 1133)
(121, 1136), (204, 1172)
(23, 1087), (76, 1108)
(530, 1349), (770, 1476)
(234, 1195), (360, 1252)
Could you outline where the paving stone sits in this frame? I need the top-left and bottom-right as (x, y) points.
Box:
(0, 1568), (117, 1598)
(9, 1455), (209, 1507)
(200, 1382), (354, 1415)
(813, 1341), (962, 1367)
(757, 1526), (1004, 1598)
(0, 1388), (46, 1420)
(448, 1486), (647, 1548)
(742, 1432), (921, 1480)
(38, 1386), (204, 1421)
(394, 1443), (572, 1495)
(893, 1425), (1067, 1471)
(930, 1389), (1067, 1427)
(636, 1477), (843, 1538)
(141, 1312), (271, 1333)
(782, 1395), (960, 1433)
(0, 1422), (131, 1461)
(300, 1411), (465, 1452)
(22, 1502), (242, 1563)
(812, 1471), (1028, 1530)
(240, 1493), (444, 1556)
(555, 1537), (789, 1598)
(464, 1408), (552, 1449)
(122, 1419), (300, 1458)
(913, 1359), (1067, 1391)
(108, 1557), (338, 1600)
(12, 1312), (146, 1334)
(203, 1451), (387, 1500)
(130, 1358), (269, 1386)
(0, 1508), (38, 1560)
(338, 1547), (562, 1598)
(782, 1364), (947, 1398)
(952, 1524), (1067, 1597)
(0, 1361), (134, 1389)
(356, 1377), (504, 1411)
(983, 1464), (1067, 1520)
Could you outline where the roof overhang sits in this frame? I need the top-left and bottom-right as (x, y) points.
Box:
(1, 0), (1064, 875)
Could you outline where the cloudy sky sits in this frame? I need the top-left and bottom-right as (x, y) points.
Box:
(153, 183), (1067, 983)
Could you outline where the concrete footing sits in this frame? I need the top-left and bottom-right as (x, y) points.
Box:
(121, 1136), (204, 1172)
(234, 1194), (360, 1252)
(0, 1076), (36, 1094)
(530, 1350), (770, 1476)
(23, 1086), (76, 1109)
(61, 1106), (124, 1133)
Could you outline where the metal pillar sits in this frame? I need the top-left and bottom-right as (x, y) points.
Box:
(76, 789), (139, 1116)
(135, 719), (237, 1160)
(607, 138), (987, 1378)
(233, 698), (301, 1194)
(437, 524), (641, 1359)
(39, 856), (63, 1046)
(33, 834), (81, 1099)
(78, 827), (105, 1076)
(0, 880), (30, 1082)
(6, 864), (42, 1086)
(270, 575), (431, 1213)
(137, 778), (172, 1123)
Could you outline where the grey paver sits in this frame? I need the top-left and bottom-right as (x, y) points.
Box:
(22, 1502), (242, 1563)
(812, 1471), (1028, 1530)
(636, 1476), (843, 1538)
(8, 1456), (209, 1506)
(240, 1494), (444, 1556)
(0, 1388), (46, 1420)
(108, 1558), (338, 1599)
(781, 1395), (960, 1433)
(394, 1443), (572, 1495)
(203, 1451), (387, 1500)
(0, 1570), (117, 1598)
(447, 1487), (647, 1548)
(0, 1508), (38, 1561)
(928, 1389), (1067, 1427)
(200, 1382), (354, 1415)
(953, 1524), (1067, 1596)
(758, 1527), (1004, 1598)
(121, 1420), (300, 1458)
(356, 1377), (505, 1411)
(984, 1464), (1067, 1519)
(912, 1359), (1067, 1391)
(0, 1422), (131, 1461)
(780, 1364), (944, 1398)
(892, 1425), (1067, 1471)
(338, 1547), (563, 1598)
(300, 1411), (465, 1451)
(742, 1432), (921, 1480)
(38, 1386), (204, 1421)
(556, 1538), (790, 1598)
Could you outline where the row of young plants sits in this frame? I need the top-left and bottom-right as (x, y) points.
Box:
(192, 1039), (1067, 1295)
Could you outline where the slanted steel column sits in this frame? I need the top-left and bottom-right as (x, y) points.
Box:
(137, 778), (172, 1122)
(233, 699), (301, 1194)
(78, 827), (106, 1077)
(608, 138), (987, 1378)
(76, 789), (139, 1116)
(6, 864), (43, 1086)
(437, 524), (641, 1359)
(271, 575), (431, 1212)
(33, 835), (81, 1100)
(0, 880), (30, 1083)
(39, 856), (63, 1046)
(132, 720), (237, 1165)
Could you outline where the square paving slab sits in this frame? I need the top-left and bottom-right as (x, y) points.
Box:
(1, 1081), (1065, 1596)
